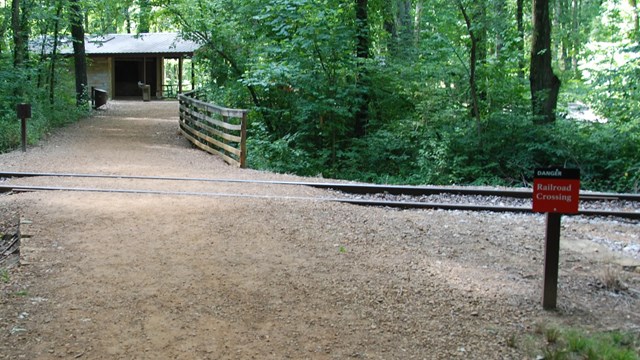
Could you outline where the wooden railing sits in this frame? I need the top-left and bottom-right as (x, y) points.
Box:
(178, 91), (248, 168)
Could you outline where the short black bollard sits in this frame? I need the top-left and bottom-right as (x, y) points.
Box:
(16, 104), (31, 152)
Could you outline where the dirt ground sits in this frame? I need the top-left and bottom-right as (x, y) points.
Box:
(1, 101), (639, 359)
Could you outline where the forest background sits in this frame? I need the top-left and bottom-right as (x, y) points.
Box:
(1, 0), (638, 192)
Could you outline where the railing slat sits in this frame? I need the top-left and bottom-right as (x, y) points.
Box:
(180, 104), (242, 132)
(180, 120), (242, 156)
(187, 117), (242, 143)
(179, 126), (242, 167)
(178, 92), (248, 168)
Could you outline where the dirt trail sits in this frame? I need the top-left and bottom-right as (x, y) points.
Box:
(1, 101), (639, 359)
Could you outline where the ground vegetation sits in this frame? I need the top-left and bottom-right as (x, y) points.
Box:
(0, 0), (638, 192)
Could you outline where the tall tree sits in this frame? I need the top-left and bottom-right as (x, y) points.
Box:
(630, 0), (639, 41)
(355, 0), (370, 137)
(493, 0), (507, 56)
(49, 1), (63, 104)
(0, 3), (10, 55)
(138, 0), (151, 33)
(530, 0), (561, 123)
(11, 0), (30, 68)
(517, 0), (525, 78)
(382, 0), (421, 57)
(69, 0), (88, 106)
(414, 1), (422, 43)
(570, 0), (580, 70)
(457, 0), (481, 123)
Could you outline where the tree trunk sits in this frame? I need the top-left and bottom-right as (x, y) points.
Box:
(457, 1), (482, 126)
(355, 0), (370, 137)
(556, 0), (571, 71)
(11, 0), (28, 68)
(385, 1), (416, 57)
(0, 4), (9, 55)
(138, 0), (151, 33)
(398, 0), (413, 52)
(414, 1), (422, 43)
(70, 0), (89, 106)
(629, 0), (639, 42)
(494, 0), (506, 57)
(530, 0), (561, 124)
(125, 6), (132, 34)
(50, 2), (63, 105)
(571, 0), (580, 71)
(473, 3), (487, 105)
(517, 0), (525, 78)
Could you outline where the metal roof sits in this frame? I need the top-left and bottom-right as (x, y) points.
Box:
(33, 32), (200, 56)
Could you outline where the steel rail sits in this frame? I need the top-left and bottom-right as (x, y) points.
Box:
(1, 184), (638, 220)
(1, 171), (639, 202)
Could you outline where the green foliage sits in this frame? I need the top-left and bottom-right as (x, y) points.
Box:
(3, 0), (622, 193)
(247, 121), (320, 176)
(582, 42), (640, 192)
(0, 268), (9, 283)
(539, 328), (640, 360)
(411, 110), (639, 192)
(0, 56), (88, 154)
(13, 290), (28, 297)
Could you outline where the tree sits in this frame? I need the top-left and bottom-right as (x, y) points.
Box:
(11, 0), (30, 68)
(630, 0), (639, 41)
(138, 0), (151, 33)
(382, 0), (416, 57)
(49, 1), (63, 104)
(530, 0), (561, 123)
(456, 0), (483, 125)
(69, 0), (88, 106)
(0, 3), (10, 55)
(354, 0), (370, 137)
(167, 0), (260, 108)
(517, 0), (525, 78)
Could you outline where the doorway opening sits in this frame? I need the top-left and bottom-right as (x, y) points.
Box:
(114, 58), (157, 98)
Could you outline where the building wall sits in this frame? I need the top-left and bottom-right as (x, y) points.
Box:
(87, 57), (113, 98)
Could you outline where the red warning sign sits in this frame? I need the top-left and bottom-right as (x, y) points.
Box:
(533, 168), (580, 214)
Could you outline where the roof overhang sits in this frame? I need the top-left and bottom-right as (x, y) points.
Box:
(32, 32), (201, 57)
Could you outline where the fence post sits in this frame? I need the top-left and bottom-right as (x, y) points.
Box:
(240, 111), (247, 168)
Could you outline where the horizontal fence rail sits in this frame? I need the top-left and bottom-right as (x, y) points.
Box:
(178, 91), (248, 168)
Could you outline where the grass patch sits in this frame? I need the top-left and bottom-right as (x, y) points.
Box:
(599, 265), (628, 293)
(0, 268), (9, 283)
(13, 290), (29, 297)
(532, 325), (640, 360)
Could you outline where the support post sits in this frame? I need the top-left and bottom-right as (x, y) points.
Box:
(178, 56), (184, 94)
(143, 56), (147, 85)
(542, 213), (562, 310)
(21, 118), (27, 152)
(240, 112), (247, 168)
(191, 59), (195, 90)
(16, 104), (31, 153)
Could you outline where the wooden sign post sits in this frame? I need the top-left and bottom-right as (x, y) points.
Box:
(533, 168), (580, 310)
(16, 104), (31, 153)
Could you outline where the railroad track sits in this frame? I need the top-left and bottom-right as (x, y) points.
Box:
(1, 171), (639, 220)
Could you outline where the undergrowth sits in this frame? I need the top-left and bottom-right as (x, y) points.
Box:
(527, 325), (640, 360)
(248, 112), (640, 193)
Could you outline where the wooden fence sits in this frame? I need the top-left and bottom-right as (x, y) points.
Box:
(178, 91), (248, 168)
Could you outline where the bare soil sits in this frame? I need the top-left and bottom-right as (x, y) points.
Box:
(1, 101), (639, 359)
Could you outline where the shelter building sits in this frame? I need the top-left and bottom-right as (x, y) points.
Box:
(35, 33), (200, 100)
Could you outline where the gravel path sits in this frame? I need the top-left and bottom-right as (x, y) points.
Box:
(1, 101), (639, 359)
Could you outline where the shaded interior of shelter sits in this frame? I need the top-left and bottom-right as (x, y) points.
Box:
(111, 57), (194, 100)
(114, 58), (158, 98)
